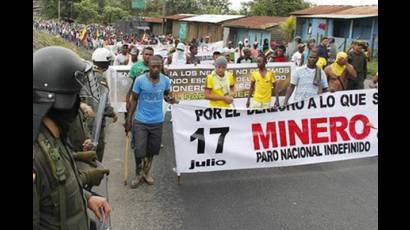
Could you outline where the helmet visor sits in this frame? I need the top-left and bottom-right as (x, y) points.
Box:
(76, 61), (100, 103)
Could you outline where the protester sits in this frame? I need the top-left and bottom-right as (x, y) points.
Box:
(114, 44), (130, 65)
(164, 47), (176, 66)
(246, 55), (280, 109)
(128, 47), (139, 66)
(125, 56), (176, 188)
(205, 35), (210, 44)
(251, 42), (260, 58)
(286, 36), (302, 58)
(262, 38), (270, 54)
(291, 43), (306, 67)
(347, 41), (368, 90)
(270, 46), (287, 62)
(237, 47), (254, 63)
(172, 42), (187, 65)
(328, 37), (337, 64)
(324, 52), (357, 92)
(283, 49), (328, 105)
(265, 40), (277, 58)
(303, 38), (316, 63)
(316, 36), (329, 69)
(212, 50), (222, 62)
(186, 44), (200, 64)
(235, 41), (244, 61)
(227, 41), (234, 49)
(244, 38), (250, 48)
(204, 56), (236, 108)
(126, 47), (154, 122)
(223, 48), (234, 63)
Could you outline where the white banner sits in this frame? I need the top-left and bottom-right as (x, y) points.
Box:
(106, 62), (294, 112)
(196, 41), (224, 62)
(171, 89), (378, 174)
(167, 62), (293, 100)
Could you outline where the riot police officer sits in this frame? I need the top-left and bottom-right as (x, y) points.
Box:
(84, 47), (118, 162)
(33, 46), (111, 230)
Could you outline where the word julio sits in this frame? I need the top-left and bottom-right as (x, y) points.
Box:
(189, 158), (226, 170)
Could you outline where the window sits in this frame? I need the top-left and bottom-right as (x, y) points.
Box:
(352, 18), (372, 40)
(333, 19), (350, 38)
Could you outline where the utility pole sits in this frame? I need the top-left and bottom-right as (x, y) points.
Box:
(58, 0), (61, 21)
(162, 0), (166, 35)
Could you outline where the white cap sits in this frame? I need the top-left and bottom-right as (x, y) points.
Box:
(176, 43), (185, 51)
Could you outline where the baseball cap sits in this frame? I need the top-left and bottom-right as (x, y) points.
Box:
(130, 47), (138, 55)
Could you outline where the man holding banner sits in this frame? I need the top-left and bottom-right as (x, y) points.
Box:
(284, 49), (328, 106)
(204, 56), (236, 108)
(125, 56), (176, 189)
(246, 55), (280, 109)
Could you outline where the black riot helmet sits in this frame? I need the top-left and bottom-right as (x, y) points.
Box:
(33, 46), (93, 143)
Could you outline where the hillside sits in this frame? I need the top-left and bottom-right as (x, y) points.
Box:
(33, 29), (92, 60)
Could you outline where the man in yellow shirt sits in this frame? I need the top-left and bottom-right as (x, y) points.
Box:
(204, 56), (236, 108)
(246, 55), (280, 109)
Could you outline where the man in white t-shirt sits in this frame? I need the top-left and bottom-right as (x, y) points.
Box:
(284, 49), (328, 105)
(114, 44), (130, 65)
(291, 43), (306, 67)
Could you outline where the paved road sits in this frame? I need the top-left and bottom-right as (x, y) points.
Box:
(101, 110), (378, 230)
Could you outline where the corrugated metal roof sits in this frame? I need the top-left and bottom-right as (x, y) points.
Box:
(334, 6), (378, 15)
(181, 14), (245, 24)
(296, 6), (378, 19)
(164, 14), (196, 20)
(223, 16), (287, 30)
(144, 17), (163, 24)
(291, 5), (354, 15)
(298, 14), (377, 19)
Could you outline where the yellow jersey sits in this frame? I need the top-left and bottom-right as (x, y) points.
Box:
(250, 70), (276, 103)
(205, 72), (236, 108)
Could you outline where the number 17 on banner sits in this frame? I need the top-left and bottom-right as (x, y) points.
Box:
(190, 127), (230, 154)
(188, 127), (230, 171)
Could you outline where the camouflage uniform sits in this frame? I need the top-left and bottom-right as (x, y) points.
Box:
(67, 109), (110, 189)
(33, 125), (91, 230)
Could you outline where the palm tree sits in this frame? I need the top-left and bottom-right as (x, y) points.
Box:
(280, 16), (296, 43)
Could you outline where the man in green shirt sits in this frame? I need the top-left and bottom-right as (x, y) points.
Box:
(125, 47), (154, 120)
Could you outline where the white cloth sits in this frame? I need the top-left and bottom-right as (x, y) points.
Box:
(114, 54), (128, 65)
(291, 52), (304, 67)
(171, 51), (186, 65)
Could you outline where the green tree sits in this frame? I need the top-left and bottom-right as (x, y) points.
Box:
(102, 6), (131, 24)
(39, 0), (73, 19)
(239, 1), (252, 16)
(164, 0), (199, 16)
(73, 0), (100, 23)
(280, 16), (296, 42)
(245, 0), (310, 17)
(197, 0), (231, 14)
(39, 0), (58, 19)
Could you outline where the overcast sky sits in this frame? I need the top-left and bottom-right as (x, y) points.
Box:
(229, 0), (378, 12)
